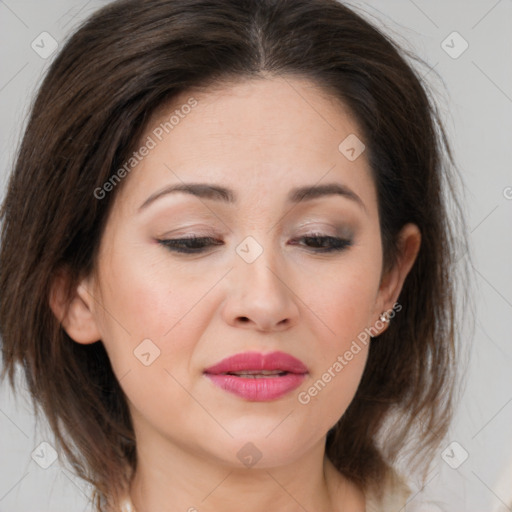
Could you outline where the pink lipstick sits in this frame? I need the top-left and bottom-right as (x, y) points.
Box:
(204, 351), (308, 401)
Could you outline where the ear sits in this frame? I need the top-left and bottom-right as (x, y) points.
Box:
(372, 223), (421, 335)
(49, 270), (102, 344)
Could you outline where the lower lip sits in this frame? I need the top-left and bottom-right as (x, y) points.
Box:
(205, 373), (307, 401)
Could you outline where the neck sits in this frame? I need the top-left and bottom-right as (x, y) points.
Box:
(128, 429), (359, 512)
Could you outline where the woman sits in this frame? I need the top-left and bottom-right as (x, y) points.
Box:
(0, 0), (467, 510)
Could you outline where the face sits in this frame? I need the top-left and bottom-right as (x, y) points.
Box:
(68, 77), (415, 470)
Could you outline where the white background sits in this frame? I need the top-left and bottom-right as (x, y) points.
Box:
(0, 1), (511, 510)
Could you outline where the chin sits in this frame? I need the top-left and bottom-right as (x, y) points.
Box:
(210, 429), (321, 470)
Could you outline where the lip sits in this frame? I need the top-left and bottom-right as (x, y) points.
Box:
(204, 351), (308, 401)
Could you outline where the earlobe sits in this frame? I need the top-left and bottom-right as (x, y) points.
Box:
(375, 223), (421, 327)
(49, 272), (102, 344)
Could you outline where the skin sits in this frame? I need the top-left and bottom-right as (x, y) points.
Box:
(51, 76), (421, 511)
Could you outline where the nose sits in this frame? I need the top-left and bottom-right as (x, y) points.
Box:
(221, 245), (300, 333)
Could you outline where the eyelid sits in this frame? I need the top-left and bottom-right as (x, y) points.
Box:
(158, 225), (222, 238)
(157, 233), (354, 256)
(293, 222), (354, 239)
(156, 222), (355, 244)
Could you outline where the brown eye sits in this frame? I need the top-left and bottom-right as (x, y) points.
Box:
(158, 236), (223, 254)
(289, 234), (352, 253)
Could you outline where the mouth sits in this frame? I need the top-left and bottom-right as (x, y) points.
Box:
(204, 351), (308, 401)
(220, 370), (289, 378)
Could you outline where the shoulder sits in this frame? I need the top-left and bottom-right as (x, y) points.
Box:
(364, 469), (412, 512)
(119, 497), (135, 512)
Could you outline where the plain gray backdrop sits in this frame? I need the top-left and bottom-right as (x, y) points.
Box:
(0, 0), (511, 511)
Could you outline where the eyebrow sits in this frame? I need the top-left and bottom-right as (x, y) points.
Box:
(138, 182), (366, 212)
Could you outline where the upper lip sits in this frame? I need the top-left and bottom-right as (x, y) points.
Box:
(204, 351), (308, 375)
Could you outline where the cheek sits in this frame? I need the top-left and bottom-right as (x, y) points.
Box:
(303, 258), (381, 351)
(300, 351), (368, 428)
(97, 240), (210, 338)
(93, 243), (214, 388)
(294, 318), (370, 450)
(292, 256), (380, 427)
(93, 258), (211, 436)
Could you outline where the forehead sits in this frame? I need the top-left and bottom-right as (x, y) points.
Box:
(113, 77), (377, 216)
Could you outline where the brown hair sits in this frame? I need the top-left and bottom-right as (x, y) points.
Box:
(0, 0), (469, 509)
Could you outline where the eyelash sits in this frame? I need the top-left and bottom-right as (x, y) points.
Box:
(157, 234), (352, 254)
